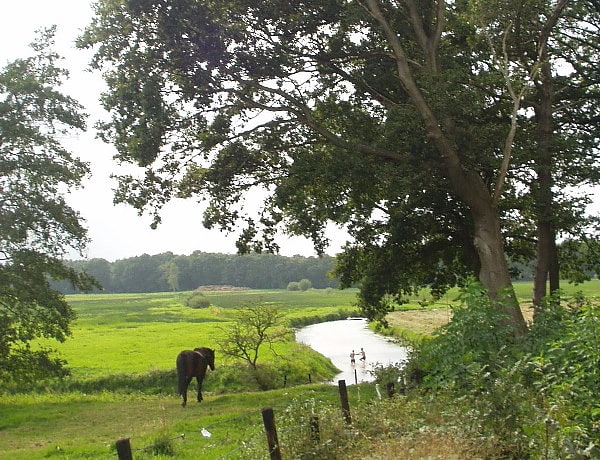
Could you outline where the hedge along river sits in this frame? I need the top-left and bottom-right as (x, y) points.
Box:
(295, 318), (408, 385)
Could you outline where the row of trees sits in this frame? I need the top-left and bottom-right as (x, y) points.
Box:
(52, 252), (338, 293)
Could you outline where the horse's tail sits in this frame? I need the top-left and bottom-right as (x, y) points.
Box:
(176, 353), (186, 396)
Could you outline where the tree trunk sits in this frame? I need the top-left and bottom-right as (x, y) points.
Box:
(464, 186), (528, 336)
(532, 60), (559, 311)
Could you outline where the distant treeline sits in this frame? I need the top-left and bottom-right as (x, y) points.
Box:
(53, 251), (339, 294)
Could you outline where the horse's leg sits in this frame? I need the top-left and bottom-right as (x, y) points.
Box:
(182, 376), (193, 407)
(196, 376), (203, 402)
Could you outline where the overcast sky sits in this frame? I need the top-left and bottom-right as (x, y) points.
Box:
(1, 0), (347, 261)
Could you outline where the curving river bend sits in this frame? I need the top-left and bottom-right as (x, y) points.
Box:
(295, 318), (408, 385)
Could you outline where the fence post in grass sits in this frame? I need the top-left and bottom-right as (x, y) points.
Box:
(338, 379), (352, 424)
(310, 415), (320, 443)
(116, 438), (133, 460)
(262, 407), (282, 460)
(386, 381), (396, 398)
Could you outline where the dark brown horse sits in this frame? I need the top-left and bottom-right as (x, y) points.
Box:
(176, 347), (215, 407)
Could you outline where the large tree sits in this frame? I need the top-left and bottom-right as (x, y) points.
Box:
(81, 0), (599, 335)
(0, 28), (96, 383)
(471, 1), (600, 308)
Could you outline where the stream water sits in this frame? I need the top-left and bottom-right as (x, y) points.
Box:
(295, 318), (408, 385)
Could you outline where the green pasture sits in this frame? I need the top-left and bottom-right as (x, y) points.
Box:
(0, 384), (380, 459)
(1, 288), (363, 459)
(1, 281), (598, 459)
(50, 288), (360, 381)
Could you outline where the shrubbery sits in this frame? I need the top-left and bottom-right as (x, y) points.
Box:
(185, 291), (211, 309)
(405, 280), (600, 458)
(287, 281), (300, 291)
(287, 279), (312, 291)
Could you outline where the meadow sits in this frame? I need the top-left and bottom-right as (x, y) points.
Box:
(0, 288), (362, 459)
(1, 281), (598, 459)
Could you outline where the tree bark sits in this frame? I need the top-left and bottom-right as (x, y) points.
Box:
(532, 50), (560, 310)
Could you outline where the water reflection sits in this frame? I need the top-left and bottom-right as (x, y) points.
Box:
(295, 318), (408, 385)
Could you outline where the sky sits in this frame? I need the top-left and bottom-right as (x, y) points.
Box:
(0, 0), (346, 261)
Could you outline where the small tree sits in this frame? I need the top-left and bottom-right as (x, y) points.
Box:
(218, 304), (289, 369)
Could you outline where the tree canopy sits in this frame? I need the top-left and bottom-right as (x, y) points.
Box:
(0, 28), (96, 382)
(80, 0), (599, 334)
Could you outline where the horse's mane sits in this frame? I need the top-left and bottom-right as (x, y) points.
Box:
(194, 347), (215, 365)
(194, 347), (213, 357)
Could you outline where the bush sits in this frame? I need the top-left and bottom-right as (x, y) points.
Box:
(185, 291), (211, 309)
(287, 281), (300, 291)
(532, 294), (600, 457)
(406, 281), (537, 456)
(298, 278), (312, 291)
(406, 282), (600, 458)
(413, 281), (517, 392)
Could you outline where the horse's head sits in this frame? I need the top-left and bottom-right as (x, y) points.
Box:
(195, 347), (215, 371)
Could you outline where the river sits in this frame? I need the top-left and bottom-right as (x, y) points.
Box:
(295, 318), (408, 385)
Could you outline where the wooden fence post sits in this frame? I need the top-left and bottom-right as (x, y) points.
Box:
(310, 415), (320, 443)
(262, 407), (282, 460)
(116, 438), (133, 460)
(338, 380), (352, 424)
(386, 381), (396, 398)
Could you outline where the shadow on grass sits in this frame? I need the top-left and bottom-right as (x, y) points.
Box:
(54, 369), (178, 394)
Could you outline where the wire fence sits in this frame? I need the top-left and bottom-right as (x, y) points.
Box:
(113, 379), (398, 459)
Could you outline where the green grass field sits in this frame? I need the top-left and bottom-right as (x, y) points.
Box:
(51, 288), (360, 380)
(1, 281), (598, 459)
(0, 288), (362, 459)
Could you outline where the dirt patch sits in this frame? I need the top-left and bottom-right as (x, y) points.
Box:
(388, 306), (535, 336)
(195, 285), (251, 291)
(387, 309), (453, 336)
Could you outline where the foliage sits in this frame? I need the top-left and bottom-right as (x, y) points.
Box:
(559, 238), (600, 284)
(298, 278), (312, 291)
(286, 281), (300, 291)
(369, 362), (405, 389)
(79, 0), (599, 331)
(217, 303), (291, 369)
(406, 280), (600, 457)
(184, 291), (211, 309)
(532, 294), (600, 457)
(403, 284), (540, 456)
(411, 280), (517, 391)
(0, 28), (97, 383)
